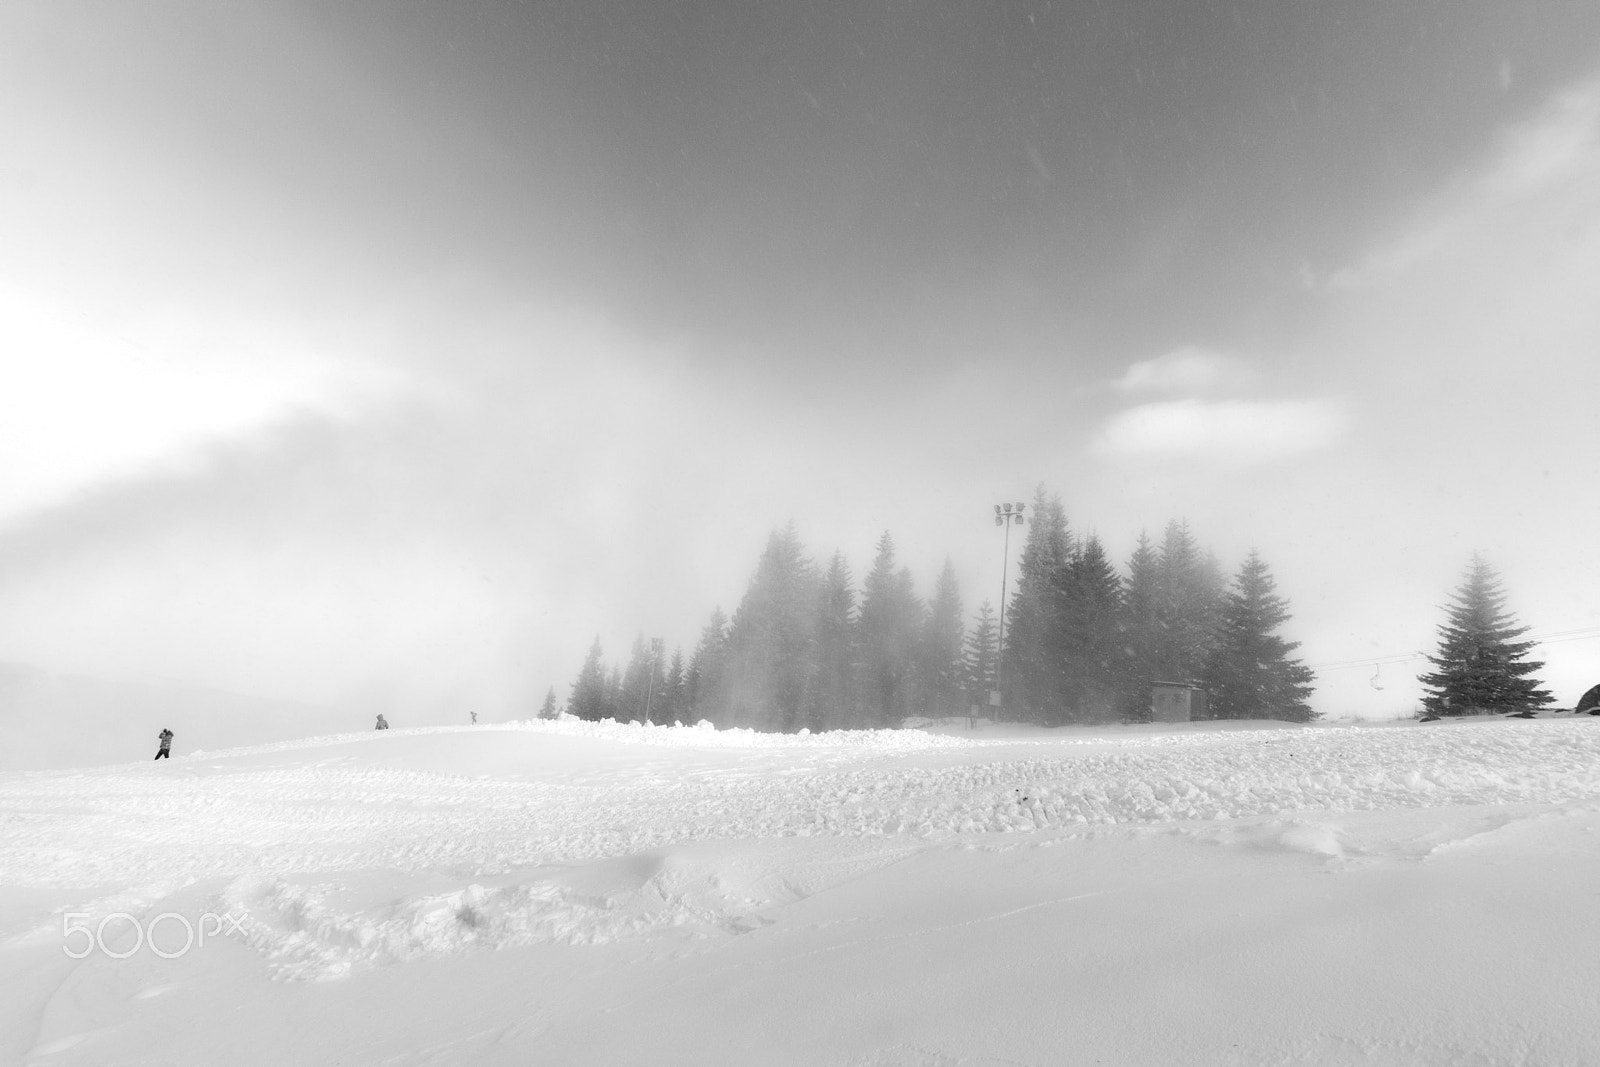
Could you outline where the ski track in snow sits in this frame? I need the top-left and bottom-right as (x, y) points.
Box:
(4, 718), (1598, 981)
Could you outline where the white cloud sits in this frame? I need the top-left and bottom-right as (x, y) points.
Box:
(1093, 398), (1346, 464)
(0, 281), (406, 519)
(1111, 347), (1251, 394)
(1484, 75), (1600, 197)
(1328, 74), (1600, 291)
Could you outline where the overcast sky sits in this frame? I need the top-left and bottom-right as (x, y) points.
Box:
(3, 1), (1599, 730)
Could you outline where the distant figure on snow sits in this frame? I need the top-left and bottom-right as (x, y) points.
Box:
(470, 710), (478, 724)
(154, 728), (173, 760)
(375, 714), (389, 731)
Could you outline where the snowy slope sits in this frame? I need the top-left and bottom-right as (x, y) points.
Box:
(3, 717), (1599, 1065)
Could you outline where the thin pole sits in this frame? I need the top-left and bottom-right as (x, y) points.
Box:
(995, 519), (1011, 721)
(992, 507), (1021, 721)
(644, 638), (662, 724)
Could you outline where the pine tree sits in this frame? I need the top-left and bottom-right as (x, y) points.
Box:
(566, 638), (608, 721)
(692, 611), (730, 720)
(858, 532), (924, 727)
(722, 525), (820, 730)
(1004, 488), (1072, 722)
(686, 607), (730, 722)
(1420, 557), (1552, 716)
(1203, 551), (1317, 722)
(917, 558), (965, 720)
(808, 550), (860, 731)
(660, 649), (686, 725)
(603, 666), (623, 722)
(1117, 532), (1161, 721)
(1060, 534), (1124, 723)
(1153, 519), (1221, 691)
(538, 687), (560, 720)
(962, 600), (1000, 713)
(619, 635), (654, 723)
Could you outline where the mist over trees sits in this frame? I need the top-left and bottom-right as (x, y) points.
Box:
(562, 490), (1318, 728)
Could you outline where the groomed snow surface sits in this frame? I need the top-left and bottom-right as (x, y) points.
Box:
(3, 716), (1599, 1065)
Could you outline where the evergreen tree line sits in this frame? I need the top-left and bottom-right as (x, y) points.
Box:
(988, 490), (1315, 724)
(560, 489), (1317, 729)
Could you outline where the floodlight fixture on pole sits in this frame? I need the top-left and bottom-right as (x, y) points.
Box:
(991, 501), (1025, 722)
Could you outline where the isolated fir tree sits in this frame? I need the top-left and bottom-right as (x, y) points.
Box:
(566, 638), (608, 721)
(1202, 552), (1316, 722)
(858, 532), (924, 727)
(917, 559), (965, 719)
(538, 687), (560, 720)
(1420, 557), (1552, 716)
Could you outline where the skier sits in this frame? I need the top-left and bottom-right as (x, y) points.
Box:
(154, 728), (173, 760)
(470, 710), (478, 724)
(375, 714), (389, 730)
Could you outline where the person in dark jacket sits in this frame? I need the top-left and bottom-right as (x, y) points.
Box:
(155, 729), (173, 759)
(375, 714), (389, 730)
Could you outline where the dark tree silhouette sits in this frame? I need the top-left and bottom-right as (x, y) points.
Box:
(566, 638), (608, 721)
(1420, 557), (1551, 716)
(1203, 552), (1316, 722)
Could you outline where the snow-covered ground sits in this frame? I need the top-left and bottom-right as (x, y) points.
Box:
(3, 716), (1598, 1065)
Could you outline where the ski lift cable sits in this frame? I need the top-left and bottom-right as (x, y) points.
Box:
(1308, 624), (1600, 675)
(1531, 628), (1600, 645)
(1309, 652), (1424, 673)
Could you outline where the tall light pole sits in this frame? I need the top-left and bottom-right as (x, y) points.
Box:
(643, 637), (664, 724)
(991, 501), (1026, 721)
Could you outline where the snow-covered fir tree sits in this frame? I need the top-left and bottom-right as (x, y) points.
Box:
(1202, 551), (1316, 722)
(1419, 556), (1551, 716)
